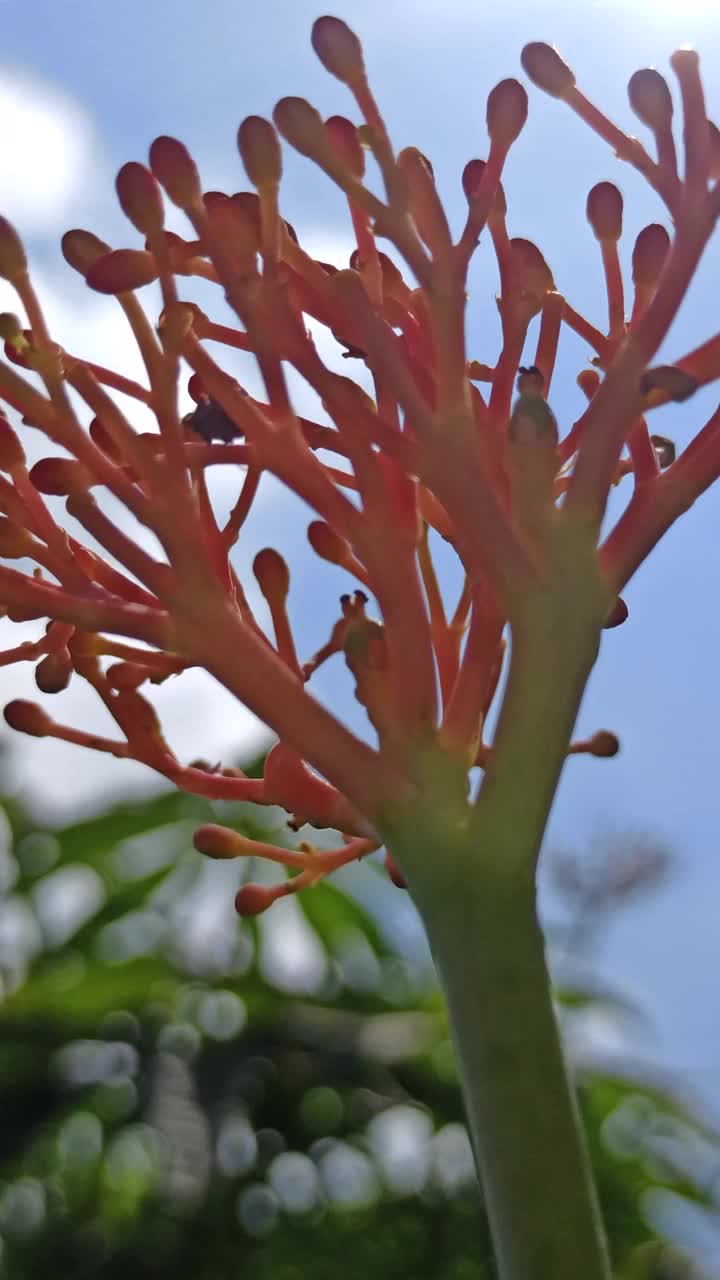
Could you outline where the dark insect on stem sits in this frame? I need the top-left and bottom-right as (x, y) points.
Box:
(182, 398), (245, 443)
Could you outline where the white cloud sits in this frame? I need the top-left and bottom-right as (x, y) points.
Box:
(0, 265), (162, 456)
(0, 68), (97, 236)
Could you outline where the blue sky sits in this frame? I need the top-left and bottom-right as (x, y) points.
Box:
(4, 0), (720, 1252)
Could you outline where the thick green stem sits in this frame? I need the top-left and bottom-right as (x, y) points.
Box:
(410, 861), (610, 1280)
(390, 534), (614, 1279)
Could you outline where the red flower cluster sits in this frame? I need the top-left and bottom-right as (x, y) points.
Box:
(0, 19), (719, 912)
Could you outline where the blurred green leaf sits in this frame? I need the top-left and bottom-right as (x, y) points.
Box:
(0, 779), (715, 1279)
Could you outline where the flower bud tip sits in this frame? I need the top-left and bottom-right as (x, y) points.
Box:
(586, 182), (623, 242)
(194, 823), (244, 860)
(273, 97), (326, 159)
(521, 43), (575, 99)
(235, 883), (275, 916)
(627, 68), (673, 128)
(29, 457), (91, 496)
(35, 650), (72, 695)
(604, 597), (629, 628)
(237, 116), (282, 188)
(4, 700), (52, 737)
(308, 521), (352, 568)
(311, 16), (365, 84)
(632, 223), (671, 288)
(324, 115), (365, 177)
(149, 136), (202, 210)
(86, 249), (159, 295)
(640, 365), (699, 403)
(253, 548), (290, 601)
(61, 229), (112, 277)
(116, 162), (165, 236)
(486, 78), (528, 147)
(589, 730), (620, 757)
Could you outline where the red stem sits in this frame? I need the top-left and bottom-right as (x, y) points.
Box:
(0, 564), (170, 645)
(173, 590), (408, 822)
(565, 210), (716, 528)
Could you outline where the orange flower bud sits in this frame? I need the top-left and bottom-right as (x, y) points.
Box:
(254, 547), (290, 603)
(202, 191), (227, 212)
(586, 182), (623, 242)
(325, 116), (365, 177)
(603, 597), (629, 628)
(205, 195), (259, 266)
(462, 159), (506, 223)
(86, 249), (159, 294)
(509, 239), (555, 318)
(521, 43), (575, 99)
(273, 97), (326, 159)
(235, 883), (276, 916)
(194, 823), (245, 859)
(486, 79), (528, 147)
(311, 16), (365, 85)
(627, 68), (673, 129)
(187, 373), (208, 404)
(115, 688), (163, 739)
(577, 369), (601, 400)
(61, 229), (111, 277)
(0, 418), (25, 471)
(462, 159), (486, 201)
(238, 116), (282, 188)
(376, 252), (407, 297)
(588, 730), (620, 757)
(116, 162), (165, 236)
(29, 457), (92, 496)
(149, 136), (202, 210)
(35, 649), (72, 695)
(4, 699), (53, 737)
(511, 239), (555, 292)
(631, 223), (671, 289)
(106, 662), (150, 691)
(397, 148), (450, 250)
(230, 191), (262, 235)
(0, 217), (27, 282)
(307, 520), (354, 570)
(670, 47), (700, 81)
(89, 417), (122, 462)
(640, 365), (699, 403)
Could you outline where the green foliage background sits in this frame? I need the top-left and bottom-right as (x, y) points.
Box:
(0, 765), (715, 1278)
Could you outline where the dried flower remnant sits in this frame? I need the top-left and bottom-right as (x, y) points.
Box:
(0, 18), (719, 925)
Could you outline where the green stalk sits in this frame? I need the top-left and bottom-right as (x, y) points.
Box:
(391, 536), (613, 1280)
(411, 860), (610, 1280)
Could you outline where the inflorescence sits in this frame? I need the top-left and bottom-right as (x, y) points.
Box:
(1, 19), (720, 912)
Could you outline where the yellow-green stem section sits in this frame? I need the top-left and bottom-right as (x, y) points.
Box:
(391, 545), (613, 1280)
(409, 860), (610, 1280)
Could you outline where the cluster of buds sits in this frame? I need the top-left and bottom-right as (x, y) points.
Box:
(1, 19), (720, 913)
